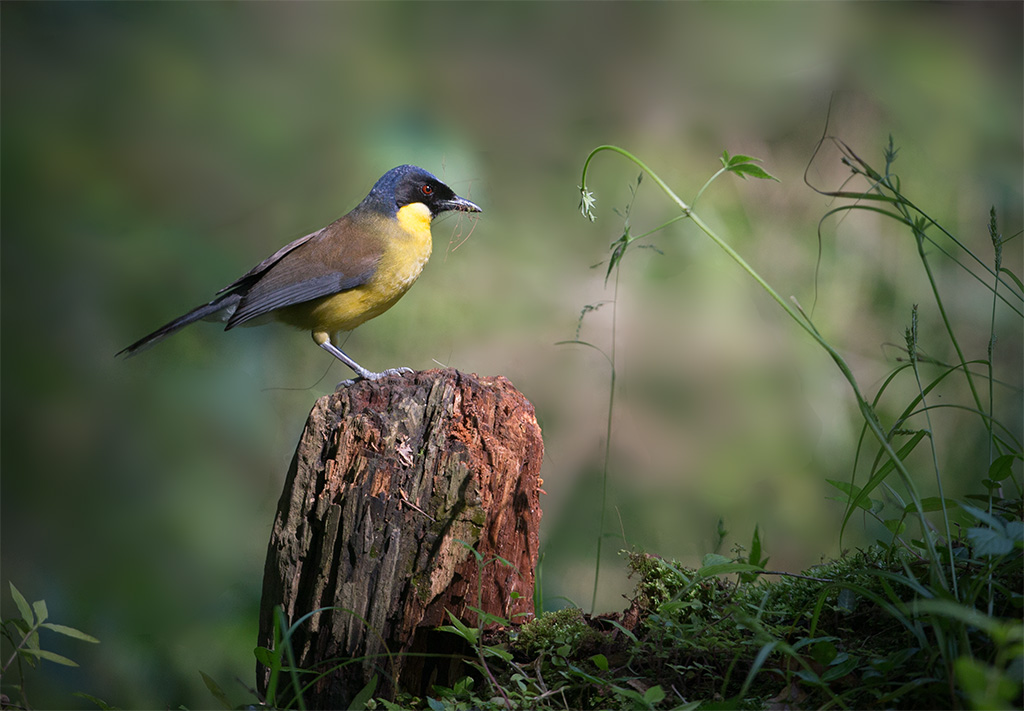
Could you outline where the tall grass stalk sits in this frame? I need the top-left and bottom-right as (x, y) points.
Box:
(905, 304), (959, 598)
(593, 274), (618, 615)
(578, 144), (948, 589)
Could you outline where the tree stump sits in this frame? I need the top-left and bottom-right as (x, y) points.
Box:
(257, 369), (544, 708)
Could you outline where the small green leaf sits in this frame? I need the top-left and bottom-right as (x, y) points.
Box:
(730, 163), (780, 181)
(72, 692), (118, 710)
(883, 518), (906, 535)
(199, 671), (232, 710)
(968, 526), (1015, 557)
(604, 618), (638, 643)
(24, 629), (41, 652)
(719, 152), (780, 181)
(792, 635), (839, 652)
(253, 646), (276, 668)
(438, 624), (477, 645)
(795, 668), (824, 686)
(566, 662), (605, 685)
(454, 539), (484, 562)
(643, 684), (666, 704)
(810, 640), (837, 665)
(466, 605), (510, 628)
(905, 497), (957, 513)
(999, 267), (1024, 293)
(989, 454), (1020, 482)
(961, 502), (1005, 530)
(605, 233), (632, 283)
(41, 623), (100, 644)
(32, 599), (48, 624)
(453, 675), (474, 695)
(482, 645), (513, 662)
(8, 617), (31, 635)
(1004, 520), (1023, 543)
(439, 611), (478, 645)
(24, 647), (79, 667)
(822, 655), (860, 682)
(700, 553), (732, 568)
(10, 583), (34, 627)
(716, 517), (729, 542)
(727, 153), (758, 166)
(349, 675), (378, 710)
(698, 562), (764, 578)
(611, 687), (644, 703)
(591, 653), (609, 671)
(743, 524), (769, 581)
(837, 588), (858, 613)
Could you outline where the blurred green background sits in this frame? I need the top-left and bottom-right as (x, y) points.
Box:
(2, 2), (1021, 707)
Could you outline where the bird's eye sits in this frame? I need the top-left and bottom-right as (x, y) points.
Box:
(421, 184), (434, 196)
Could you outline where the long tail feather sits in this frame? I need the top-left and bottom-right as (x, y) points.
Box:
(117, 294), (240, 357)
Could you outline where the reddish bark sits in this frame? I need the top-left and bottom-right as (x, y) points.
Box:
(257, 369), (544, 708)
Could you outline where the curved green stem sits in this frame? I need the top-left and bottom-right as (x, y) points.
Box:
(579, 145), (948, 590)
(693, 167), (728, 208)
(581, 145), (691, 215)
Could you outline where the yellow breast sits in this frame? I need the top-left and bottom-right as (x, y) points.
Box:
(292, 203), (434, 334)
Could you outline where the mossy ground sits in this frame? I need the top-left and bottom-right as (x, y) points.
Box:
(372, 543), (1023, 711)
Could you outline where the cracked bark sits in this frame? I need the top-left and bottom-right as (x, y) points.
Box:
(257, 369), (544, 708)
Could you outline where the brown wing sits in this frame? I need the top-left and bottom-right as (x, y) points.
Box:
(217, 229), (321, 294)
(225, 213), (386, 328)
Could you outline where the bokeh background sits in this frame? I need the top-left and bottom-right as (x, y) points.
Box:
(2, 3), (1021, 708)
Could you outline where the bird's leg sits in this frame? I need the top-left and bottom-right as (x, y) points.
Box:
(313, 332), (412, 385)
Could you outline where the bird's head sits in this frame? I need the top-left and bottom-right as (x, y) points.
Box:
(366, 165), (481, 218)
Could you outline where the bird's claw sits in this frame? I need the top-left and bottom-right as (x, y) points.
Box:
(336, 366), (413, 389)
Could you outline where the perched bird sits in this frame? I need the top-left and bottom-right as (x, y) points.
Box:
(118, 164), (481, 381)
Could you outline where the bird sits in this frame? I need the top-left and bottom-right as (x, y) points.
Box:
(118, 164), (481, 381)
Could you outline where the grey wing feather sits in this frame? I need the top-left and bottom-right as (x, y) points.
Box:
(226, 267), (374, 328)
(117, 293), (242, 357)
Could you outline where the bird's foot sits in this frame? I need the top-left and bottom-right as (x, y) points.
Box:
(336, 366), (413, 388)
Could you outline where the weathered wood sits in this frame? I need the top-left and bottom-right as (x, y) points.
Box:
(257, 369), (544, 708)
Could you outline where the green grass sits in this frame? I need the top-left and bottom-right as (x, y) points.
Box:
(376, 532), (1019, 710)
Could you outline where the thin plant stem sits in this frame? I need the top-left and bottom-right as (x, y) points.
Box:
(907, 200), (1023, 309)
(985, 208), (1002, 616)
(693, 166), (727, 208)
(912, 226), (986, 426)
(591, 220), (621, 616)
(906, 306), (959, 599)
(579, 145), (950, 591)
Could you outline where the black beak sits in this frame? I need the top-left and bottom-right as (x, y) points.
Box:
(440, 195), (482, 214)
